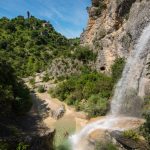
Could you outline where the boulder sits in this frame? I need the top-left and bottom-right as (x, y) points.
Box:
(109, 130), (149, 150)
(51, 105), (65, 120)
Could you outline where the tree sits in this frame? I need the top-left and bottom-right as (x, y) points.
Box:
(27, 11), (30, 19)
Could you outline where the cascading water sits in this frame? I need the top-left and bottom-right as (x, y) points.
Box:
(70, 24), (150, 150)
(111, 23), (150, 116)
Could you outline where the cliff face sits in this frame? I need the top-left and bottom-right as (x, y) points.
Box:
(81, 0), (150, 73)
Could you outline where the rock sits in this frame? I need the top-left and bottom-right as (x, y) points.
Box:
(0, 129), (55, 150)
(48, 58), (83, 79)
(116, 0), (136, 18)
(92, 0), (99, 7)
(109, 130), (149, 150)
(52, 104), (65, 120)
(88, 129), (107, 143)
(81, 0), (150, 74)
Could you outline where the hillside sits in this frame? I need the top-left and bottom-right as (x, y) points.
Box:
(0, 16), (98, 79)
(0, 15), (99, 150)
(0, 16), (70, 76)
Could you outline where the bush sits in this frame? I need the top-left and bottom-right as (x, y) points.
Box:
(29, 78), (35, 86)
(42, 73), (50, 82)
(140, 112), (150, 144)
(92, 0), (106, 16)
(111, 58), (125, 83)
(37, 85), (45, 93)
(0, 16), (70, 77)
(123, 130), (140, 141)
(72, 46), (97, 63)
(0, 142), (9, 150)
(0, 59), (32, 116)
(50, 72), (113, 117)
(84, 95), (109, 117)
(16, 142), (29, 150)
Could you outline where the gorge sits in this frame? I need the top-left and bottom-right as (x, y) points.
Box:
(0, 0), (150, 150)
(70, 0), (150, 149)
(70, 22), (150, 150)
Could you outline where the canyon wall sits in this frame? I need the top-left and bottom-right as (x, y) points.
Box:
(81, 0), (150, 74)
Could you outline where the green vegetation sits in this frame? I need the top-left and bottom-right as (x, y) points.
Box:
(29, 78), (35, 86)
(141, 112), (150, 145)
(50, 72), (113, 117)
(84, 95), (109, 117)
(0, 58), (32, 149)
(0, 16), (70, 77)
(111, 58), (125, 83)
(50, 57), (125, 117)
(16, 142), (29, 150)
(37, 85), (45, 93)
(94, 0), (107, 16)
(123, 130), (140, 141)
(0, 58), (32, 116)
(140, 96), (150, 145)
(0, 142), (29, 150)
(0, 16), (96, 80)
(42, 73), (50, 82)
(0, 142), (9, 150)
(0, 14), (130, 148)
(71, 46), (97, 63)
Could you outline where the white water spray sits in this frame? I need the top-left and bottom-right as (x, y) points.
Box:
(70, 24), (150, 150)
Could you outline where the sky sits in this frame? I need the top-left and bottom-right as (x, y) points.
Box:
(0, 0), (91, 38)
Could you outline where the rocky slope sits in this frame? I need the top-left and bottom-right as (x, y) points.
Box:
(81, 0), (150, 74)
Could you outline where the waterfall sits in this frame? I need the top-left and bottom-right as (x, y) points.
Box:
(70, 24), (150, 150)
(111, 23), (150, 116)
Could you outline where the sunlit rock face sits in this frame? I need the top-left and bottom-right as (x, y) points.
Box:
(81, 0), (150, 74)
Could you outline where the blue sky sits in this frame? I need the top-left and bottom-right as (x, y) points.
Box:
(0, 0), (91, 38)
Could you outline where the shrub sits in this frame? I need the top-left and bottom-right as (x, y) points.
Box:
(111, 58), (125, 83)
(12, 81), (32, 115)
(42, 73), (50, 82)
(37, 85), (45, 93)
(93, 0), (107, 16)
(50, 72), (113, 117)
(123, 130), (140, 141)
(0, 142), (9, 150)
(84, 95), (109, 117)
(72, 46), (97, 63)
(16, 142), (29, 150)
(140, 112), (150, 144)
(0, 59), (32, 116)
(29, 78), (35, 86)
(0, 16), (70, 77)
